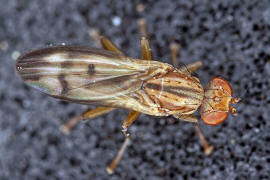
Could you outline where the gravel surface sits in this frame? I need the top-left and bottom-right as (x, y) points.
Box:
(0, 0), (269, 179)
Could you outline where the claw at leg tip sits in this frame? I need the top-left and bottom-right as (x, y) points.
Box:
(106, 167), (114, 175)
(59, 125), (70, 135)
(204, 145), (214, 155)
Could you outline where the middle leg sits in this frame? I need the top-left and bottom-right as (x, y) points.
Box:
(107, 36), (153, 174)
(121, 36), (153, 137)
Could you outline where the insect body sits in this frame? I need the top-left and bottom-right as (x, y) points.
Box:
(16, 46), (202, 118)
(15, 45), (238, 123)
(15, 37), (240, 173)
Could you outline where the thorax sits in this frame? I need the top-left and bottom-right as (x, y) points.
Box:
(143, 70), (204, 115)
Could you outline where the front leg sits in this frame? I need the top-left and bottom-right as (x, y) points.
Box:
(170, 43), (202, 73)
(178, 61), (202, 74)
(173, 114), (214, 155)
(173, 114), (198, 123)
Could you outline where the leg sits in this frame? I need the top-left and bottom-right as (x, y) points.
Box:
(173, 114), (214, 155)
(136, 4), (145, 13)
(89, 29), (124, 55)
(193, 123), (214, 155)
(140, 37), (152, 60)
(88, 28), (101, 47)
(173, 114), (198, 123)
(100, 36), (124, 55)
(106, 136), (131, 174)
(107, 36), (153, 174)
(137, 18), (148, 38)
(170, 42), (202, 73)
(178, 61), (202, 74)
(120, 36), (152, 138)
(170, 43), (180, 68)
(120, 36), (152, 136)
(106, 111), (140, 174)
(122, 111), (141, 137)
(59, 107), (115, 135)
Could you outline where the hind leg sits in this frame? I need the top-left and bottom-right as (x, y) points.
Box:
(60, 107), (116, 134)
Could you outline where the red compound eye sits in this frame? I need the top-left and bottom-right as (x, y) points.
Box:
(212, 77), (232, 96)
(201, 111), (228, 125)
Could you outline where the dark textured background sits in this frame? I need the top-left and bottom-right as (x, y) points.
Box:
(0, 0), (269, 179)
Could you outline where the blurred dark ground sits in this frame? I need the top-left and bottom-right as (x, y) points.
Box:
(0, 0), (270, 179)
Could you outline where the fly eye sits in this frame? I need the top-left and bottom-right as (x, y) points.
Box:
(201, 111), (228, 125)
(212, 77), (232, 96)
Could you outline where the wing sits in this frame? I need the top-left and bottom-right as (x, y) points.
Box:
(15, 45), (173, 109)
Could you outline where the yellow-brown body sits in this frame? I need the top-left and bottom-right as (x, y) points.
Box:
(15, 37), (240, 174)
(16, 44), (239, 125)
(15, 46), (205, 119)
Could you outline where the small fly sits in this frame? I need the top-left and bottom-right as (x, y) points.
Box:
(15, 33), (240, 174)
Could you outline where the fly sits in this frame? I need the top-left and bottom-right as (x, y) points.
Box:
(15, 36), (240, 174)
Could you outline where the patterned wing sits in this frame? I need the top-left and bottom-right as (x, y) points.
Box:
(15, 45), (172, 108)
